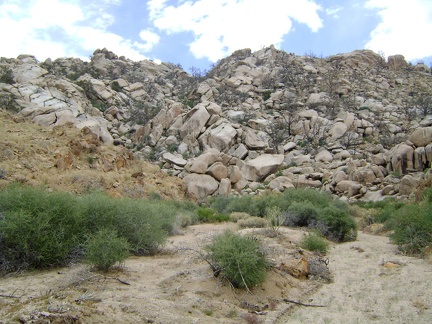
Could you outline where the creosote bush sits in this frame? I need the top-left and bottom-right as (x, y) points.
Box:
(0, 184), (186, 274)
(206, 231), (268, 289)
(84, 229), (130, 272)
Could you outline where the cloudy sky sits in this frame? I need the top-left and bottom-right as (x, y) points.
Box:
(1, 0), (431, 71)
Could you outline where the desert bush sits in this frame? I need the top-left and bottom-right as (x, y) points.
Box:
(84, 229), (130, 272)
(211, 188), (356, 241)
(0, 185), (86, 272)
(0, 184), (181, 273)
(237, 216), (268, 228)
(80, 193), (175, 254)
(206, 231), (268, 289)
(196, 207), (229, 223)
(210, 195), (259, 216)
(175, 212), (194, 228)
(284, 201), (320, 227)
(229, 212), (251, 223)
(300, 233), (329, 254)
(390, 203), (432, 255)
(315, 206), (357, 242)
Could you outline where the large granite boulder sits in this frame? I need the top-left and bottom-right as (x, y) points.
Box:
(183, 174), (219, 200)
(241, 154), (284, 181)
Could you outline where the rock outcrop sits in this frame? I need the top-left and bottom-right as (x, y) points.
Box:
(1, 46), (432, 201)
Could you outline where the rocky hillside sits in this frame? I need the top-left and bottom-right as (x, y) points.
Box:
(1, 47), (432, 201)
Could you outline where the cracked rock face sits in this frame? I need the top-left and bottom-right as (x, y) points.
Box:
(1, 46), (432, 201)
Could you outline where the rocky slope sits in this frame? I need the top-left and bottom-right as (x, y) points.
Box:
(1, 47), (432, 201)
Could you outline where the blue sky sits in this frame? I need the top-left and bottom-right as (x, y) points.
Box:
(0, 0), (431, 72)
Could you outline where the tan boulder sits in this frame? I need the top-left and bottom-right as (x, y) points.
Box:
(399, 175), (421, 196)
(206, 162), (228, 181)
(179, 104), (211, 139)
(183, 173), (219, 200)
(187, 149), (220, 174)
(410, 127), (432, 147)
(218, 178), (232, 196)
(387, 55), (408, 71)
(241, 154), (284, 181)
(268, 176), (294, 191)
(335, 180), (362, 197)
(389, 144), (414, 175)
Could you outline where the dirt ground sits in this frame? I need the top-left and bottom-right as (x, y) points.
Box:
(1, 223), (431, 323)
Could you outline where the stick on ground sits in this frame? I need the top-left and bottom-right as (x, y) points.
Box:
(283, 298), (327, 307)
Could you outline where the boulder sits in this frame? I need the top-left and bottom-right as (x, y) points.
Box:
(207, 123), (237, 152)
(183, 174), (219, 200)
(306, 92), (330, 108)
(329, 122), (347, 139)
(315, 149), (333, 163)
(335, 180), (362, 197)
(75, 118), (113, 145)
(162, 152), (187, 167)
(410, 127), (432, 147)
(399, 175), (421, 196)
(268, 176), (294, 191)
(387, 55), (408, 71)
(389, 144), (414, 175)
(241, 154), (284, 181)
(218, 178), (232, 196)
(179, 105), (211, 139)
(206, 162), (228, 181)
(245, 129), (267, 149)
(187, 149), (220, 174)
(229, 165), (242, 184)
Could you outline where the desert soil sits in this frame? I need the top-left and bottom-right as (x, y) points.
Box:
(1, 223), (431, 323)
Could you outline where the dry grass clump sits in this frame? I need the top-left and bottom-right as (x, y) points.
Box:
(229, 212), (251, 223)
(238, 216), (268, 228)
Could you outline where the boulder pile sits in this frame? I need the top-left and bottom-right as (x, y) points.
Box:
(1, 46), (431, 201)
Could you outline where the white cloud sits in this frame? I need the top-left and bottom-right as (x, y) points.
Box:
(365, 0), (432, 60)
(325, 7), (343, 18)
(0, 0), (153, 61)
(138, 29), (161, 52)
(149, 0), (323, 61)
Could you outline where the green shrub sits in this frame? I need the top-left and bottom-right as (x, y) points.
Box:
(284, 201), (320, 227)
(300, 233), (329, 254)
(206, 231), (268, 289)
(84, 229), (130, 272)
(196, 207), (229, 223)
(0, 184), (180, 274)
(390, 203), (432, 255)
(0, 185), (86, 272)
(315, 206), (357, 242)
(237, 216), (268, 228)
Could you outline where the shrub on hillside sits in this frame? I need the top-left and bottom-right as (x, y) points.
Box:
(300, 233), (329, 254)
(84, 229), (130, 272)
(206, 231), (268, 289)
